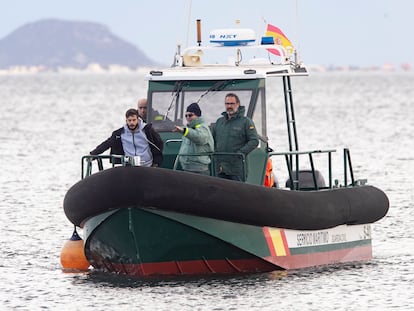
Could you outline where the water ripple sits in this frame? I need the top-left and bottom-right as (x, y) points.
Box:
(1, 73), (413, 310)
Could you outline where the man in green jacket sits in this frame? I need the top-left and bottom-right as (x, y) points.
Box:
(173, 103), (214, 174)
(212, 93), (259, 181)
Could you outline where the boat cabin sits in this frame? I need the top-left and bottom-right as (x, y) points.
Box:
(143, 41), (316, 187)
(83, 29), (359, 190)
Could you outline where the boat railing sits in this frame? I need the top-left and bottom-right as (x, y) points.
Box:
(81, 149), (362, 189)
(81, 155), (134, 179)
(342, 148), (368, 186)
(344, 148), (354, 186)
(173, 152), (246, 180)
(269, 149), (335, 190)
(81, 153), (247, 180)
(179, 44), (292, 66)
(269, 148), (365, 190)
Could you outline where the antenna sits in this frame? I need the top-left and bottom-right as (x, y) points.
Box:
(185, 0), (193, 48)
(294, 0), (300, 63)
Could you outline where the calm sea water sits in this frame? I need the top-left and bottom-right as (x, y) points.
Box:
(0, 72), (413, 310)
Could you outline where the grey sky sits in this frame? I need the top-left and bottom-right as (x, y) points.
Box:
(1, 0), (412, 67)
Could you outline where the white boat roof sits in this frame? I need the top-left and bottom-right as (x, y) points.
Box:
(146, 44), (309, 81)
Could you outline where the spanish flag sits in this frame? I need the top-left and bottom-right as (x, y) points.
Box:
(265, 24), (293, 56)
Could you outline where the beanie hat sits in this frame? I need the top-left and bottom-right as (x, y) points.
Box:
(186, 103), (201, 116)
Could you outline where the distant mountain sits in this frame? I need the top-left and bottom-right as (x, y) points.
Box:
(0, 19), (156, 69)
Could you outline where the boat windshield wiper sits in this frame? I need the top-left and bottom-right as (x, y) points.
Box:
(163, 80), (232, 119)
(164, 81), (184, 120)
(195, 80), (233, 103)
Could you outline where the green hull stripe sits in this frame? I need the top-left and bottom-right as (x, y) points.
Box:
(289, 239), (371, 255)
(149, 209), (271, 256)
(85, 208), (267, 263)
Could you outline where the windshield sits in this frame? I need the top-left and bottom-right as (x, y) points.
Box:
(147, 79), (266, 138)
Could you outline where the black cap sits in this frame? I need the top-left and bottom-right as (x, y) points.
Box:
(186, 103), (201, 116)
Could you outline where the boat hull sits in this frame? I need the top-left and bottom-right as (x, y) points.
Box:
(62, 166), (387, 276)
(83, 207), (373, 276)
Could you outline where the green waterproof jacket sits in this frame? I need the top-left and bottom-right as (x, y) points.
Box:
(212, 106), (259, 178)
(178, 116), (214, 172)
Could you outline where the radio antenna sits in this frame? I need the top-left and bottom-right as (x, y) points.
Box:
(294, 0), (300, 63)
(185, 0), (193, 48)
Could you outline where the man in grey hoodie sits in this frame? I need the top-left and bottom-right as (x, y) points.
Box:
(90, 108), (163, 167)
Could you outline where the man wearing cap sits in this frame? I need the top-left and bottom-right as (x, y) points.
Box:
(173, 103), (214, 174)
(212, 93), (259, 181)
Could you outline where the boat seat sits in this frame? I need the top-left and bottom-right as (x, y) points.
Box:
(285, 170), (326, 190)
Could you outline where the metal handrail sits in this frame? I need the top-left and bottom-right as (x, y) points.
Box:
(173, 152), (246, 180)
(165, 139), (183, 145)
(81, 152), (247, 181)
(269, 149), (336, 190)
(80, 148), (358, 190)
(344, 148), (355, 186)
(81, 155), (126, 179)
(172, 152), (213, 171)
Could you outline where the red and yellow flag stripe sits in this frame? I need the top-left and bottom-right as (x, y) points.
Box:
(265, 24), (292, 47)
(263, 227), (290, 256)
(265, 24), (293, 56)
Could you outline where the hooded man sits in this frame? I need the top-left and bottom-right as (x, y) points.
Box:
(90, 108), (163, 167)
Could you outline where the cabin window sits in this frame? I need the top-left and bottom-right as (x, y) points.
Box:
(252, 88), (266, 138)
(150, 89), (255, 131)
(147, 78), (266, 134)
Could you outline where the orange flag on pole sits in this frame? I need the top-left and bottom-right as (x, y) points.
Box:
(265, 24), (293, 56)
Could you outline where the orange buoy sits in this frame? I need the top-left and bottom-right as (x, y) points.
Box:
(60, 227), (90, 272)
(264, 158), (275, 188)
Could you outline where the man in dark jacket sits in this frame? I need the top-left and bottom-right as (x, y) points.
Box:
(90, 108), (163, 166)
(212, 93), (259, 181)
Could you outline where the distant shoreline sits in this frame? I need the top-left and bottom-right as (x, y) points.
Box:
(0, 63), (411, 75)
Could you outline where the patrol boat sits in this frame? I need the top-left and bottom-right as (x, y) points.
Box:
(63, 23), (389, 277)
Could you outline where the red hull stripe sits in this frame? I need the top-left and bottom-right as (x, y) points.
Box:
(280, 230), (290, 256)
(263, 227), (277, 256)
(105, 258), (279, 277)
(95, 245), (372, 277)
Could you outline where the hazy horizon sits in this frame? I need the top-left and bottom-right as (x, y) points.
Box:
(1, 0), (413, 67)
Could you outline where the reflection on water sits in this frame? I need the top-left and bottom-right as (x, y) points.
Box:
(0, 73), (413, 310)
